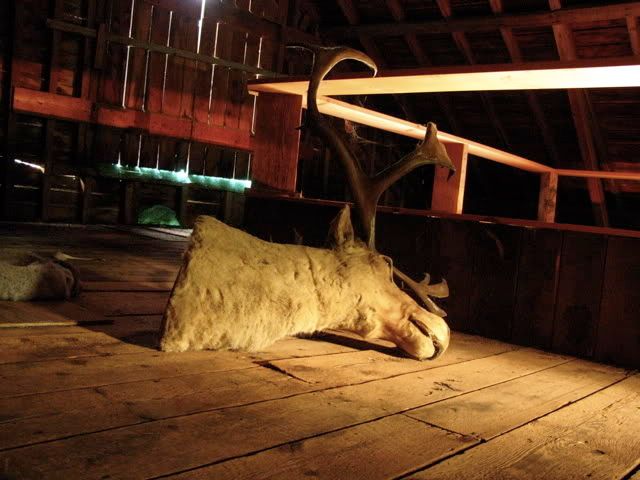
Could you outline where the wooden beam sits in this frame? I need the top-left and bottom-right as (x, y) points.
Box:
(537, 172), (558, 222)
(249, 57), (640, 96)
(385, 0), (462, 134)
(12, 88), (252, 151)
(310, 95), (553, 173)
(336, 0), (420, 122)
(489, 0), (560, 166)
(628, 15), (640, 55)
(435, 0), (510, 149)
(431, 142), (468, 214)
(326, 2), (640, 38)
(550, 0), (608, 226)
(251, 92), (302, 192)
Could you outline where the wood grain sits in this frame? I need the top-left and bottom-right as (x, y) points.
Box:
(410, 375), (640, 479)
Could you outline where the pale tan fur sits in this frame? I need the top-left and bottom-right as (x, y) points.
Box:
(0, 260), (79, 301)
(160, 208), (450, 360)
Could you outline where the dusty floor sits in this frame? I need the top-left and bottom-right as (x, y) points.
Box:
(0, 223), (638, 479)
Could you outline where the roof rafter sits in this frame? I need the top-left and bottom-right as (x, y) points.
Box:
(326, 2), (640, 38)
(628, 14), (640, 55)
(335, 0), (420, 124)
(549, 0), (609, 226)
(384, 0), (462, 134)
(489, 0), (560, 166)
(435, 0), (511, 150)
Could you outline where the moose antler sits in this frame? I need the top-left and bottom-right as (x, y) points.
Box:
(291, 43), (456, 316)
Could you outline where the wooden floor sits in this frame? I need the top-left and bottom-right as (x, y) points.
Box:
(1, 223), (639, 480)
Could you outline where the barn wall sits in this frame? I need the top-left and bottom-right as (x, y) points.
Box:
(243, 195), (640, 369)
(0, 0), (318, 226)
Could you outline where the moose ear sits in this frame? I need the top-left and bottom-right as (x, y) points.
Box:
(329, 205), (355, 248)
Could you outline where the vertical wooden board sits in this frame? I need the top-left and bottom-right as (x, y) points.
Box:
(552, 232), (607, 359)
(210, 23), (232, 127)
(12, 0), (48, 91)
(203, 145), (223, 177)
(427, 218), (476, 332)
(162, 12), (186, 117)
(121, 131), (140, 167)
(178, 17), (199, 119)
(192, 17), (217, 124)
(512, 228), (562, 350)
(224, 25), (248, 129)
(125, 0), (153, 110)
(99, 0), (132, 106)
(238, 33), (261, 134)
(145, 5), (171, 113)
(251, 92), (301, 191)
(376, 212), (431, 281)
(157, 137), (177, 170)
(187, 142), (206, 175)
(138, 134), (157, 168)
(595, 236), (640, 368)
(93, 126), (122, 165)
(468, 223), (522, 341)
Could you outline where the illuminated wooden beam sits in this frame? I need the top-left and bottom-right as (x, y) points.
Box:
(249, 57), (640, 96)
(326, 2), (640, 38)
(308, 95), (553, 173)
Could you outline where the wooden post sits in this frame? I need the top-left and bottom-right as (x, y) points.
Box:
(251, 92), (302, 192)
(538, 172), (558, 223)
(431, 142), (468, 214)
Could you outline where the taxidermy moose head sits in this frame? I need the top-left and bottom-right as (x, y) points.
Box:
(160, 44), (455, 360)
(161, 206), (449, 360)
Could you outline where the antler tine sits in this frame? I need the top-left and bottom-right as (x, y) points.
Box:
(372, 122), (456, 200)
(295, 43), (379, 246)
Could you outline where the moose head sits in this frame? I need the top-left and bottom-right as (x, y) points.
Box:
(160, 205), (450, 360)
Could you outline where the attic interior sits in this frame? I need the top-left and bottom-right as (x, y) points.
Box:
(1, 0), (640, 478)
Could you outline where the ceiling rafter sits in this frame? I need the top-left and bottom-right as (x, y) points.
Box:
(549, 0), (609, 226)
(435, 0), (511, 150)
(335, 0), (419, 123)
(327, 2), (640, 38)
(384, 0), (462, 134)
(489, 0), (560, 167)
(628, 15), (640, 55)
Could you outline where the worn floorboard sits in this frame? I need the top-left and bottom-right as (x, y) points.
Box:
(0, 225), (637, 480)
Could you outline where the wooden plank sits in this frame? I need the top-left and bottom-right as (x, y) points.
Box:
(145, 5), (172, 113)
(326, 2), (640, 38)
(467, 224), (522, 341)
(431, 142), (468, 214)
(210, 22), (232, 127)
(537, 171), (558, 222)
(251, 92), (302, 191)
(99, 0), (132, 106)
(0, 350), (255, 398)
(427, 219), (475, 332)
(162, 12), (186, 117)
(410, 375), (640, 480)
(407, 359), (627, 440)
(166, 415), (476, 480)
(224, 25), (249, 129)
(265, 332), (517, 386)
(249, 57), (640, 96)
(0, 329), (151, 364)
(0, 365), (310, 450)
(13, 88), (253, 151)
(192, 15), (217, 124)
(0, 301), (107, 328)
(0, 349), (567, 479)
(178, 16), (199, 119)
(595, 236), (640, 368)
(552, 232), (607, 358)
(512, 229), (562, 349)
(73, 291), (171, 315)
(125, 0), (153, 110)
(82, 280), (175, 291)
